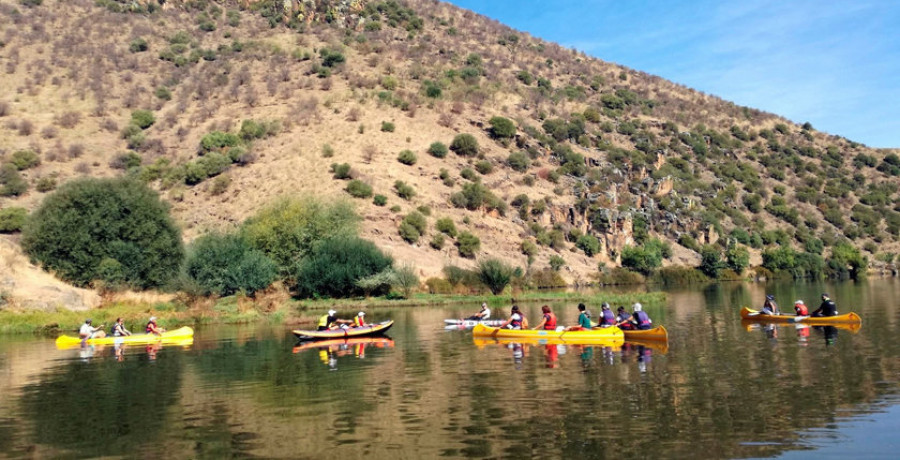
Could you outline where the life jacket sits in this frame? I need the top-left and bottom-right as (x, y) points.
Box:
(634, 311), (651, 327)
(543, 312), (557, 330)
(795, 304), (809, 316)
(112, 324), (124, 336)
(353, 316), (366, 327)
(600, 309), (616, 325)
(145, 322), (155, 334)
(318, 314), (333, 328)
(509, 313), (523, 329)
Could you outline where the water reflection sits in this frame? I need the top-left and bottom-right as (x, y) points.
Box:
(292, 337), (395, 370)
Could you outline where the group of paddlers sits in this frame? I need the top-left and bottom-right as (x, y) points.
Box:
(465, 302), (654, 331)
(317, 309), (368, 330)
(760, 293), (839, 317)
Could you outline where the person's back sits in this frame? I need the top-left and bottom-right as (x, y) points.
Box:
(318, 310), (337, 331)
(632, 303), (652, 330)
(761, 295), (779, 315)
(599, 305), (616, 327)
(813, 294), (837, 317)
(794, 300), (809, 316)
(616, 307), (634, 330)
(353, 312), (366, 327)
(577, 310), (592, 330)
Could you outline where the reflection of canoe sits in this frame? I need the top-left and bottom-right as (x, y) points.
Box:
(741, 320), (861, 334)
(473, 335), (624, 347)
(473, 323), (623, 343)
(55, 326), (194, 348)
(622, 325), (668, 341)
(444, 319), (506, 327)
(292, 320), (394, 340)
(623, 339), (669, 354)
(740, 307), (861, 324)
(292, 337), (395, 353)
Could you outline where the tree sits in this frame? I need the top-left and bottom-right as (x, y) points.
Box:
(478, 258), (514, 295)
(699, 245), (724, 278)
(620, 245), (663, 275)
(576, 234), (600, 257)
(293, 236), (393, 298)
(390, 264), (420, 298)
(725, 245), (750, 274)
(22, 178), (183, 288)
(185, 232), (278, 296)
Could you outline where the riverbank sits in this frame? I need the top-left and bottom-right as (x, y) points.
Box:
(0, 290), (665, 335)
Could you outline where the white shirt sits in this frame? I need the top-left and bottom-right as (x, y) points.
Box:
(79, 323), (94, 336)
(482, 308), (491, 319)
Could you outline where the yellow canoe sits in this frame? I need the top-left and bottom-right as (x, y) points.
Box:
(740, 307), (861, 325)
(740, 320), (861, 334)
(55, 326), (195, 348)
(472, 323), (623, 343)
(622, 325), (668, 341)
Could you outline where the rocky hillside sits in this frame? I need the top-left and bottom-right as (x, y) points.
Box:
(1, 0), (898, 285)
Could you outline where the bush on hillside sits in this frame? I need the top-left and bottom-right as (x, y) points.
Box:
(21, 178), (183, 288)
(435, 217), (457, 238)
(576, 234), (600, 256)
(200, 131), (242, 153)
(397, 149), (417, 165)
(394, 180), (416, 200)
(549, 255), (565, 271)
(131, 110), (156, 130)
(0, 207), (27, 233)
(345, 179), (373, 198)
(331, 163), (352, 179)
(241, 196), (359, 274)
(478, 258), (515, 295)
(10, 150), (41, 170)
(185, 232), (278, 296)
(428, 142), (448, 158)
(725, 245), (750, 274)
(450, 133), (479, 157)
(399, 211), (427, 243)
(293, 236), (393, 299)
(699, 245), (723, 278)
(620, 239), (669, 275)
(0, 164), (28, 197)
(489, 116), (516, 140)
(507, 151), (530, 172)
(827, 243), (867, 279)
(456, 231), (480, 258)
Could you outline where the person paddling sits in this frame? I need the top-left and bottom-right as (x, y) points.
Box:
(760, 294), (780, 315)
(566, 304), (593, 331)
(317, 310), (351, 331)
(145, 317), (165, 335)
(111, 317), (131, 337)
(500, 305), (527, 330)
(631, 303), (653, 330)
(353, 311), (367, 327)
(597, 302), (617, 327)
(615, 306), (634, 330)
(793, 300), (809, 316)
(532, 305), (558, 331)
(811, 293), (838, 317)
(464, 302), (491, 321)
(80, 319), (106, 340)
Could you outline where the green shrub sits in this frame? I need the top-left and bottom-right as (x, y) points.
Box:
(373, 194), (387, 206)
(507, 151), (530, 172)
(596, 267), (645, 285)
(397, 149), (417, 165)
(699, 245), (723, 278)
(381, 121), (395, 132)
(576, 234), (600, 256)
(399, 212), (426, 243)
(2, 165), (31, 196)
(129, 38), (148, 53)
(331, 163), (352, 179)
(185, 153), (231, 185)
(239, 119), (278, 140)
(456, 231), (480, 258)
(521, 239), (538, 256)
(394, 181), (416, 200)
(185, 232), (278, 296)
(293, 236), (393, 298)
(827, 243), (867, 279)
(621, 241), (666, 275)
(460, 168), (478, 182)
(200, 131), (242, 153)
(450, 182), (506, 215)
(489, 116), (516, 139)
(725, 245), (750, 274)
(110, 151), (142, 170)
(154, 86), (172, 101)
(21, 178), (183, 288)
(478, 258), (515, 294)
(320, 48), (346, 67)
(131, 110), (156, 130)
(450, 133), (479, 157)
(0, 207), (27, 233)
(430, 233), (445, 249)
(35, 176), (57, 193)
(474, 160), (493, 175)
(549, 255), (565, 271)
(650, 267), (710, 285)
(428, 142), (448, 158)
(241, 196), (359, 274)
(346, 179), (373, 198)
(435, 217), (457, 238)
(10, 150), (40, 170)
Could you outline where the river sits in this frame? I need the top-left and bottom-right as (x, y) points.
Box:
(1, 279), (899, 458)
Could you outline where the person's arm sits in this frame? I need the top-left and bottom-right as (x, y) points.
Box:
(499, 316), (511, 328)
(532, 317), (546, 330)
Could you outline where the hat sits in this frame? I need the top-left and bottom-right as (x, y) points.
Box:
(85, 318), (92, 324)
(481, 302), (488, 308)
(794, 300), (805, 305)
(632, 302), (642, 312)
(821, 293), (829, 298)
(601, 302), (610, 309)
(149, 316), (157, 323)
(766, 294), (775, 300)
(328, 309), (337, 316)
(358, 311), (365, 317)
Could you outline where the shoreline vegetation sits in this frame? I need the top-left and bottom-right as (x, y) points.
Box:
(0, 290), (665, 335)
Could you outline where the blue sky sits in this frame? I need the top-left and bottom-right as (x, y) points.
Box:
(445, 0), (900, 148)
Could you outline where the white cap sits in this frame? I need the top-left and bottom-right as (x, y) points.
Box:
(149, 316), (157, 322)
(795, 300), (805, 305)
(632, 303), (642, 312)
(482, 302), (488, 308)
(328, 310), (336, 316)
(358, 312), (365, 317)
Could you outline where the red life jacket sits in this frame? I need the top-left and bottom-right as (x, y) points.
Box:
(543, 312), (557, 330)
(795, 304), (809, 316)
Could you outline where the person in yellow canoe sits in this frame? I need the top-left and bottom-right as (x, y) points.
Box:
(111, 317), (131, 337)
(811, 293), (838, 317)
(532, 305), (558, 331)
(615, 306), (634, 330)
(760, 294), (780, 315)
(565, 304), (593, 331)
(317, 310), (352, 331)
(145, 317), (166, 335)
(353, 311), (367, 327)
(79, 319), (106, 340)
(631, 303), (653, 330)
(500, 305), (527, 329)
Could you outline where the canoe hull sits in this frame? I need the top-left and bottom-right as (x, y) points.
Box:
(292, 337), (395, 353)
(444, 319), (506, 328)
(293, 320), (394, 340)
(472, 323), (623, 341)
(740, 307), (861, 325)
(55, 326), (194, 348)
(622, 325), (668, 341)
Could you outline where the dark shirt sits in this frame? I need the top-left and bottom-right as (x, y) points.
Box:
(813, 300), (837, 317)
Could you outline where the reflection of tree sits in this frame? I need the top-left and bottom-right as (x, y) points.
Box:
(20, 349), (184, 456)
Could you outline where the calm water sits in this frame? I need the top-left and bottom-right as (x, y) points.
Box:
(1, 279), (900, 459)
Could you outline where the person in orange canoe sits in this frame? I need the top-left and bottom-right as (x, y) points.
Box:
(794, 300), (809, 316)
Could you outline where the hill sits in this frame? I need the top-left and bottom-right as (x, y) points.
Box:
(1, 0), (898, 296)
